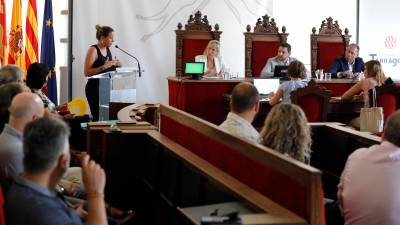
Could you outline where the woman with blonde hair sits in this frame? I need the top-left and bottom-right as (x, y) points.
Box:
(84, 25), (121, 121)
(195, 40), (226, 76)
(260, 103), (312, 163)
(342, 60), (386, 103)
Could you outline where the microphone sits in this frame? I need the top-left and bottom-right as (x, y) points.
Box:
(115, 45), (142, 77)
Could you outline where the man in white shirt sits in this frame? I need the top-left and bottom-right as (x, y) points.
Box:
(260, 43), (297, 78)
(338, 110), (400, 225)
(220, 82), (261, 143)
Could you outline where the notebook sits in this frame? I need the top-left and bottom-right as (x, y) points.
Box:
(253, 78), (280, 97)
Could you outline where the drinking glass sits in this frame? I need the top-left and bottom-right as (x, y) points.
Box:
(325, 73), (331, 80)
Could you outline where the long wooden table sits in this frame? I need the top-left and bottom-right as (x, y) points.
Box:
(168, 76), (357, 125)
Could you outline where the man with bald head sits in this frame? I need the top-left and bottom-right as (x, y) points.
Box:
(328, 43), (365, 78)
(0, 92), (44, 180)
(220, 82), (261, 143)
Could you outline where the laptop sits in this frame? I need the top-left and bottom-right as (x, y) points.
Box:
(273, 65), (289, 79)
(185, 62), (205, 79)
(253, 78), (280, 99)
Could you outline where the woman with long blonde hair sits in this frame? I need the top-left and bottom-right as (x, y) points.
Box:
(260, 103), (312, 163)
(342, 60), (386, 104)
(195, 40), (226, 76)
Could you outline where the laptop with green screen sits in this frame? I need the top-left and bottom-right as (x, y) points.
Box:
(185, 62), (205, 79)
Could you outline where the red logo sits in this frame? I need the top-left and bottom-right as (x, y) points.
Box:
(384, 36), (397, 49)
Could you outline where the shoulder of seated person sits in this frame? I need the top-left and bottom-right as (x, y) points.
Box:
(355, 57), (364, 62)
(195, 55), (206, 60)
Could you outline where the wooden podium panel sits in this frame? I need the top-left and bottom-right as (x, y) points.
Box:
(168, 77), (246, 125)
(168, 77), (357, 125)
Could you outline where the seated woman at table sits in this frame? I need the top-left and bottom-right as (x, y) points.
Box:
(268, 60), (307, 105)
(195, 40), (226, 76)
(260, 103), (312, 164)
(341, 60), (386, 103)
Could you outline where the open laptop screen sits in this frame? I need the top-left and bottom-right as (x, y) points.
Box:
(273, 65), (289, 78)
(185, 62), (205, 75)
(253, 78), (280, 96)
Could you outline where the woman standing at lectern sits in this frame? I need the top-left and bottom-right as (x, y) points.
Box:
(84, 25), (121, 121)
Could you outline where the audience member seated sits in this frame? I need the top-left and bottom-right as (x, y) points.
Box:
(328, 43), (364, 78)
(0, 92), (84, 195)
(268, 60), (308, 105)
(195, 40), (226, 76)
(0, 83), (29, 133)
(0, 93), (44, 188)
(26, 62), (59, 113)
(338, 110), (400, 225)
(260, 43), (297, 78)
(260, 103), (312, 163)
(342, 60), (386, 104)
(5, 117), (108, 225)
(0, 65), (24, 86)
(342, 60), (386, 129)
(0, 94), (132, 224)
(220, 82), (261, 143)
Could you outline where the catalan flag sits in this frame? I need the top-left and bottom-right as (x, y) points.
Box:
(41, 0), (57, 104)
(0, 0), (6, 65)
(25, 0), (38, 71)
(8, 0), (24, 69)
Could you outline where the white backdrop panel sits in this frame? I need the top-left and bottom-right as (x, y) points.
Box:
(72, 0), (357, 104)
(359, 0), (400, 79)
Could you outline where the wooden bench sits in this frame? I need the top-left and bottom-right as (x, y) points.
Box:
(310, 123), (380, 199)
(93, 104), (325, 224)
(158, 104), (324, 225)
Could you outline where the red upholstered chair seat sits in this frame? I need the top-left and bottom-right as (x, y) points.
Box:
(317, 42), (346, 71)
(182, 39), (210, 75)
(296, 94), (323, 122)
(378, 94), (397, 122)
(251, 41), (281, 77)
(291, 79), (332, 122)
(369, 84), (400, 123)
(160, 115), (308, 218)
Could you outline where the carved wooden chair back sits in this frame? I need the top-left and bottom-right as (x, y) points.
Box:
(243, 14), (288, 77)
(175, 11), (222, 77)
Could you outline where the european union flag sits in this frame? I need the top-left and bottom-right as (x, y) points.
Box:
(40, 0), (57, 104)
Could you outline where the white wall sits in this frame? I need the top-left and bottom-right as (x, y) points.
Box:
(359, 0), (400, 79)
(72, 0), (358, 104)
(273, 0), (357, 71)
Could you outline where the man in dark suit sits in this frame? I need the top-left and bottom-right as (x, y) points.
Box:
(328, 43), (364, 78)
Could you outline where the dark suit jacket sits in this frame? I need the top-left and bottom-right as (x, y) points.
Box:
(328, 56), (365, 78)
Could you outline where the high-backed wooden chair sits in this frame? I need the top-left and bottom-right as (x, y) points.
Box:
(175, 11), (221, 77)
(244, 14), (288, 77)
(369, 84), (400, 122)
(291, 79), (332, 122)
(311, 17), (351, 76)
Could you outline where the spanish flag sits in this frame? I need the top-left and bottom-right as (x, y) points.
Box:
(25, 0), (38, 70)
(8, 0), (24, 70)
(0, 0), (6, 65)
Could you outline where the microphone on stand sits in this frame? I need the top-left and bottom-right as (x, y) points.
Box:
(115, 45), (142, 77)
